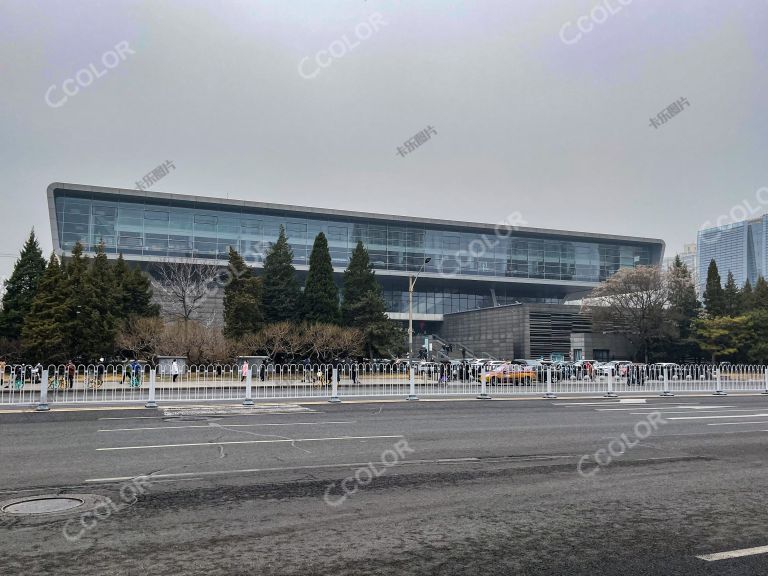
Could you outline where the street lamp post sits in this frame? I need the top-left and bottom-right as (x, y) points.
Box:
(407, 257), (431, 401)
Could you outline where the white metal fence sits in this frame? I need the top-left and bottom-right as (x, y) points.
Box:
(1, 363), (768, 409)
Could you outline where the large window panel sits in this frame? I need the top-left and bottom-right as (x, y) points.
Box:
(145, 233), (169, 253)
(118, 232), (143, 249)
(194, 237), (217, 256)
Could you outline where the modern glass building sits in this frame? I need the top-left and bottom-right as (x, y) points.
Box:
(48, 183), (665, 323)
(697, 215), (768, 293)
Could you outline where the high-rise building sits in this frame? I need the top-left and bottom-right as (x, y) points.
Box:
(664, 243), (698, 290)
(697, 215), (768, 292)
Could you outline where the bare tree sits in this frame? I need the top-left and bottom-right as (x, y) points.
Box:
(151, 259), (223, 324)
(583, 265), (675, 363)
(337, 326), (364, 358)
(259, 322), (293, 360)
(116, 316), (165, 360)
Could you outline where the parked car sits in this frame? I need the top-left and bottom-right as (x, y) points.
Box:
(651, 363), (681, 379)
(417, 362), (439, 376)
(572, 360), (598, 378)
(596, 360), (633, 377)
(626, 363), (647, 385)
(482, 363), (537, 385)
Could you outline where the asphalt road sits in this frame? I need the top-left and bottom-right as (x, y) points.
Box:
(1, 395), (768, 575)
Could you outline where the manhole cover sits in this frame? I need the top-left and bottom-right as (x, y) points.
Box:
(3, 497), (84, 515)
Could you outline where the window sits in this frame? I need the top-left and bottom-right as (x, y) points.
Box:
(144, 210), (169, 222)
(118, 232), (143, 248)
(593, 349), (610, 362)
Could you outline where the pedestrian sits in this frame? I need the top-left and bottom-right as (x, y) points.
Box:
(350, 363), (358, 385)
(97, 359), (105, 387)
(0, 357), (5, 388)
(130, 359), (141, 386)
(259, 362), (266, 382)
(66, 360), (76, 389)
(171, 359), (180, 383)
(241, 360), (249, 382)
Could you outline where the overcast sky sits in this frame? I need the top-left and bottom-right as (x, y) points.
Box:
(2, 0), (767, 279)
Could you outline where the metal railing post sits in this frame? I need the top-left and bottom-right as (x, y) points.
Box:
(762, 367), (768, 395)
(329, 367), (341, 403)
(604, 371), (617, 398)
(36, 369), (50, 412)
(243, 365), (254, 406)
(145, 369), (158, 408)
(477, 368), (491, 400)
(713, 368), (727, 396)
(660, 371), (674, 397)
(544, 366), (557, 399)
(407, 363), (419, 401)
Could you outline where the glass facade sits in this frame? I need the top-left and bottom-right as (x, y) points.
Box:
(697, 219), (761, 293)
(54, 189), (653, 285)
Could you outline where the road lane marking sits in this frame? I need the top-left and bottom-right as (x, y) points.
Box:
(649, 430), (765, 438)
(707, 421), (768, 426)
(597, 406), (736, 411)
(555, 402), (673, 406)
(99, 421), (356, 432)
(627, 409), (764, 415)
(696, 545), (768, 561)
(666, 413), (768, 420)
(98, 411), (325, 421)
(97, 435), (404, 451)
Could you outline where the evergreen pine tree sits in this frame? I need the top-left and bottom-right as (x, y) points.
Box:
(88, 243), (119, 358)
(667, 256), (701, 359)
(124, 267), (159, 318)
(63, 242), (101, 361)
(262, 226), (301, 323)
(302, 232), (340, 324)
(741, 279), (754, 312)
(21, 254), (71, 363)
(342, 241), (379, 324)
(0, 230), (47, 340)
(722, 271), (741, 316)
(703, 260), (725, 317)
(753, 276), (768, 310)
(341, 241), (402, 357)
(113, 253), (131, 317)
(223, 247), (264, 338)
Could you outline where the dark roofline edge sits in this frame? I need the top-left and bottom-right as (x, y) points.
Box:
(47, 182), (666, 249)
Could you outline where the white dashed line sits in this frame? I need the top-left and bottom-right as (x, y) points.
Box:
(97, 435), (403, 451)
(697, 545), (768, 561)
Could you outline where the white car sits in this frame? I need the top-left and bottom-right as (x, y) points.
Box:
(417, 362), (440, 375)
(596, 361), (632, 377)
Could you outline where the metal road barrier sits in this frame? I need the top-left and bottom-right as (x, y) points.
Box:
(1, 363), (768, 410)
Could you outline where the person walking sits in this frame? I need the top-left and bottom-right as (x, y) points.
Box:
(130, 359), (141, 386)
(241, 360), (249, 383)
(171, 359), (180, 383)
(96, 360), (105, 388)
(0, 357), (5, 388)
(350, 363), (358, 385)
(66, 360), (76, 389)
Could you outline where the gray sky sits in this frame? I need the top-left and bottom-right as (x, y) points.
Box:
(2, 0), (767, 279)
